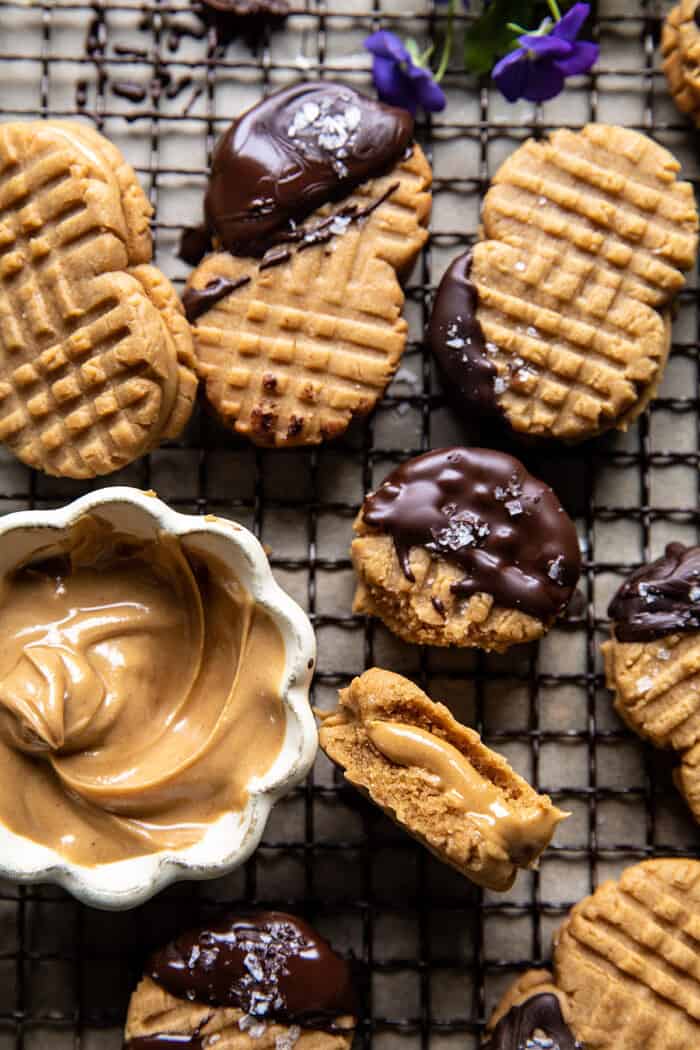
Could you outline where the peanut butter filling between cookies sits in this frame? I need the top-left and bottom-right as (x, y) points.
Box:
(0, 515), (286, 865)
(365, 719), (563, 863)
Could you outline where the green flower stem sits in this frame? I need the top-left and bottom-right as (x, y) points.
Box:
(434, 0), (457, 84)
(546, 0), (562, 20)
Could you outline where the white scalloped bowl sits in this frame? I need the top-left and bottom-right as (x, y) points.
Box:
(0, 487), (317, 909)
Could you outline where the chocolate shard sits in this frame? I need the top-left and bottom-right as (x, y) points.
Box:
(361, 447), (581, 622)
(483, 992), (579, 1050)
(204, 81), (413, 256)
(428, 251), (504, 423)
(609, 542), (700, 642)
(144, 912), (357, 1028)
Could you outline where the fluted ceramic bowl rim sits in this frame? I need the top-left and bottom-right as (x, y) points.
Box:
(0, 486), (317, 909)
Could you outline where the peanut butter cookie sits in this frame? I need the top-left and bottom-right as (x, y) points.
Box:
(0, 121), (196, 477)
(483, 970), (576, 1049)
(184, 82), (431, 447)
(662, 1), (700, 126)
(484, 858), (700, 1049)
(554, 858), (700, 1049)
(352, 446), (580, 653)
(124, 912), (356, 1050)
(318, 668), (567, 893)
(602, 542), (700, 822)
(430, 125), (697, 442)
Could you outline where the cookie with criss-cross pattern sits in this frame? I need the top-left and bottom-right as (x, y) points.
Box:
(184, 81), (431, 447)
(662, 1), (700, 126)
(602, 541), (700, 823)
(0, 120), (196, 478)
(430, 124), (697, 442)
(483, 859), (700, 1049)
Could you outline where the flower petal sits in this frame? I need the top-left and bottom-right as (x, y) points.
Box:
(492, 48), (528, 103)
(364, 30), (409, 63)
(553, 40), (599, 76)
(371, 55), (417, 113)
(551, 2), (591, 42)
(518, 33), (572, 58)
(408, 67), (447, 112)
(522, 59), (565, 102)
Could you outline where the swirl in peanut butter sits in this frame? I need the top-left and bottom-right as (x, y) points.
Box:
(0, 516), (286, 865)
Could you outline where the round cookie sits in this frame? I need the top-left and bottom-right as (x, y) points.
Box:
(662, 2), (700, 126)
(124, 911), (357, 1050)
(602, 542), (700, 822)
(351, 446), (581, 652)
(429, 125), (697, 442)
(318, 668), (567, 892)
(554, 858), (700, 1049)
(184, 82), (432, 448)
(0, 121), (196, 478)
(482, 970), (577, 1049)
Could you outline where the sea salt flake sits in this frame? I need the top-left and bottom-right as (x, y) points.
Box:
(344, 104), (361, 130)
(636, 675), (654, 694)
(329, 214), (352, 236)
(505, 499), (523, 517)
(275, 1026), (302, 1050)
(690, 586), (700, 602)
(548, 555), (566, 583)
(526, 325), (540, 338)
(446, 335), (465, 349)
(657, 648), (671, 661)
(494, 377), (507, 394)
(244, 951), (265, 982)
(515, 260), (526, 271)
(485, 341), (499, 354)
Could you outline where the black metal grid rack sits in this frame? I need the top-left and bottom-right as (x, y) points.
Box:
(0, 0), (698, 1047)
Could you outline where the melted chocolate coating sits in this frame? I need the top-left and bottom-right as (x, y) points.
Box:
(362, 447), (580, 622)
(204, 82), (413, 256)
(182, 275), (251, 323)
(608, 542), (700, 642)
(484, 992), (579, 1050)
(145, 912), (356, 1027)
(695, 4), (700, 29)
(428, 252), (503, 423)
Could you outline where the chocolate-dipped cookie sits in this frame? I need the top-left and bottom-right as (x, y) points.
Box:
(429, 125), (697, 443)
(318, 669), (567, 892)
(602, 542), (700, 822)
(183, 81), (432, 447)
(483, 970), (578, 1049)
(124, 912), (357, 1049)
(351, 446), (580, 652)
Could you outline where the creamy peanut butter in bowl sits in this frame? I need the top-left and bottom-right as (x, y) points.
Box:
(0, 487), (317, 909)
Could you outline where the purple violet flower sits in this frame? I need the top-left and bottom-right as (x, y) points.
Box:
(492, 3), (599, 104)
(365, 30), (447, 115)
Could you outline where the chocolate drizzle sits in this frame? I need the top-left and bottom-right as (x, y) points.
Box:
(484, 993), (579, 1050)
(183, 275), (251, 323)
(203, 81), (413, 257)
(609, 542), (700, 642)
(428, 251), (503, 423)
(183, 183), (400, 321)
(143, 912), (356, 1028)
(362, 447), (580, 622)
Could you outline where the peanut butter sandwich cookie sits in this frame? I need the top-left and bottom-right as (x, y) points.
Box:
(484, 858), (700, 1049)
(124, 911), (357, 1050)
(318, 669), (567, 892)
(183, 81), (432, 447)
(430, 125), (697, 441)
(662, 2), (700, 127)
(483, 970), (577, 1049)
(0, 121), (197, 478)
(351, 447), (581, 652)
(603, 542), (700, 822)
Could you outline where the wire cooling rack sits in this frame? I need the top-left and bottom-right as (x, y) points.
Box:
(0, 0), (698, 1046)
